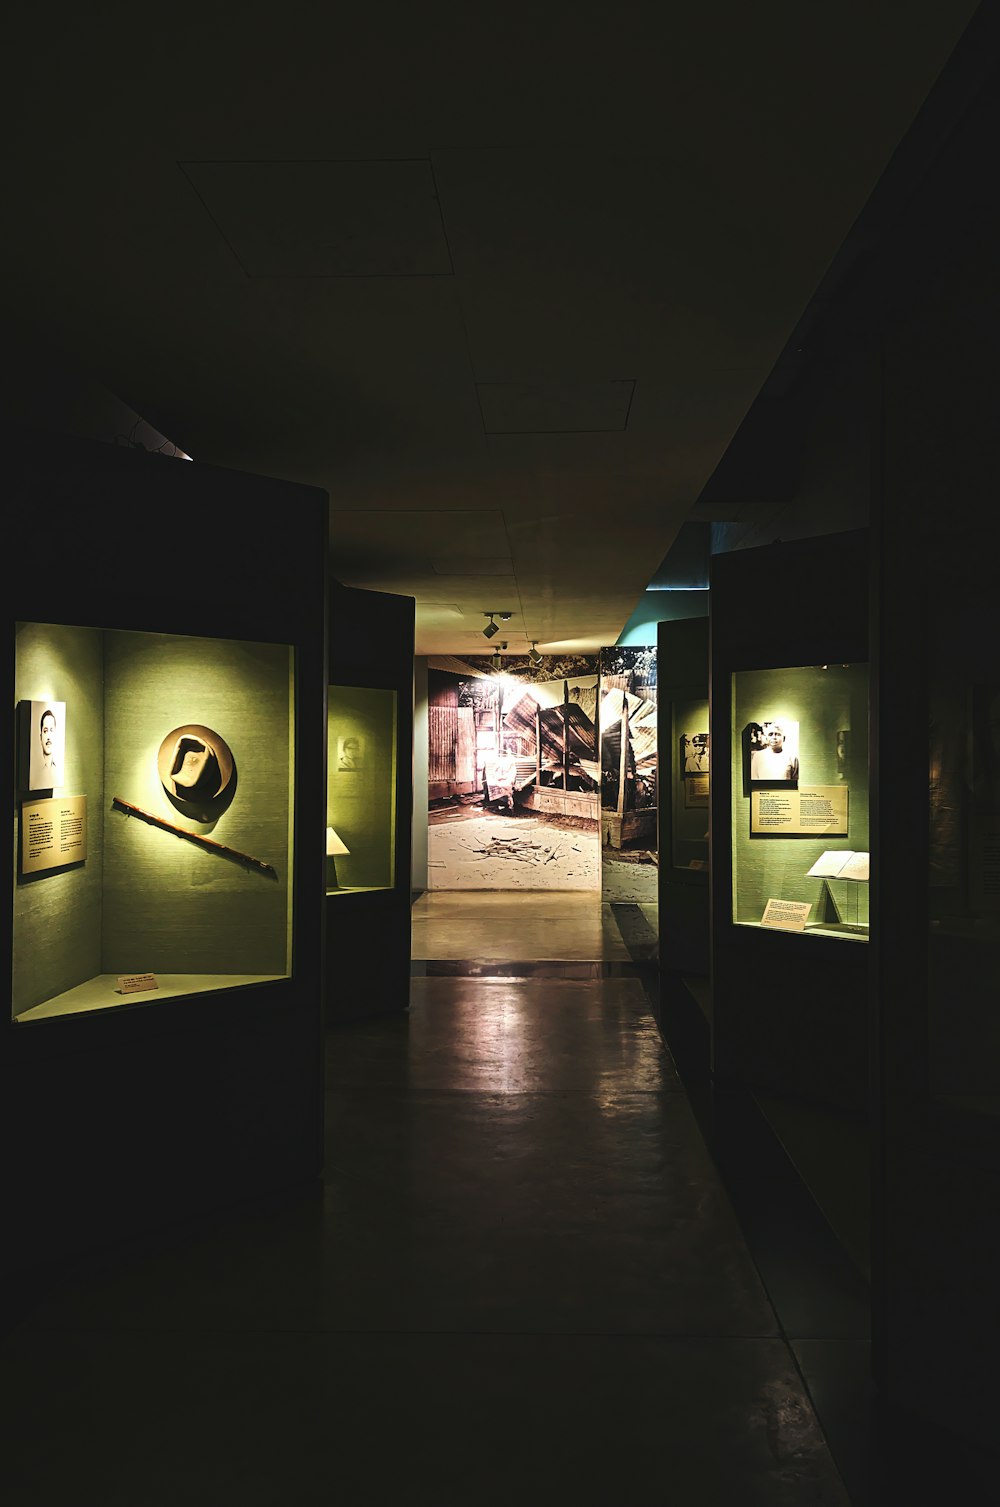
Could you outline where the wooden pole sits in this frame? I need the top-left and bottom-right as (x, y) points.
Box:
(112, 796), (277, 877)
(535, 698), (542, 792)
(563, 680), (571, 790)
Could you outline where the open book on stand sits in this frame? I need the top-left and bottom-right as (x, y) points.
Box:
(806, 850), (869, 882)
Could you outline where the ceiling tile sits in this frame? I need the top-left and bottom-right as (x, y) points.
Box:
(430, 556), (511, 575)
(477, 380), (635, 434)
(181, 159), (452, 277)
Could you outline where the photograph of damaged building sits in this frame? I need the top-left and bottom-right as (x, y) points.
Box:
(599, 646), (659, 904)
(427, 659), (601, 890)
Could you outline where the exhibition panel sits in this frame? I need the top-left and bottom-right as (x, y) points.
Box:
(730, 662), (869, 940)
(427, 661), (601, 892)
(599, 645), (657, 904)
(13, 621), (295, 1021)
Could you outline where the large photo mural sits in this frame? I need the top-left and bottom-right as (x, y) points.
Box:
(427, 657), (601, 890)
(599, 645), (658, 902)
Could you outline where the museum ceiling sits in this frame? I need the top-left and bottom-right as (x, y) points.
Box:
(1, 2), (980, 653)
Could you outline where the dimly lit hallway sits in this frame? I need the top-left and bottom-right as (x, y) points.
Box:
(0, 895), (855, 1505)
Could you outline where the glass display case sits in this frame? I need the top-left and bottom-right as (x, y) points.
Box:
(326, 684), (397, 894)
(731, 662), (869, 940)
(671, 696), (710, 872)
(13, 620), (295, 1021)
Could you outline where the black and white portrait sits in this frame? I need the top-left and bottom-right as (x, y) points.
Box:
(28, 699), (66, 790)
(748, 719), (800, 784)
(337, 734), (364, 771)
(681, 731), (710, 775)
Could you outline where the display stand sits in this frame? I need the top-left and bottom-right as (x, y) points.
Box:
(2, 426), (327, 1275)
(711, 530), (869, 1112)
(326, 581), (414, 1022)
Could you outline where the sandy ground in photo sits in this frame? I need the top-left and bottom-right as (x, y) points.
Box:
(601, 852), (659, 903)
(428, 812), (600, 890)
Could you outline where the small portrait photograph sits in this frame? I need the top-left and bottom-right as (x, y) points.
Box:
(747, 718), (800, 785)
(27, 700), (67, 790)
(337, 734), (365, 772)
(680, 731), (710, 775)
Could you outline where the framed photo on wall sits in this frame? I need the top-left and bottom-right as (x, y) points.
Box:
(680, 731), (709, 775)
(337, 734), (365, 772)
(746, 719), (799, 786)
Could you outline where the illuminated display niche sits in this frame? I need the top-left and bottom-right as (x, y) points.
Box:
(731, 662), (869, 941)
(327, 684), (397, 894)
(12, 620), (295, 1021)
(671, 695), (710, 872)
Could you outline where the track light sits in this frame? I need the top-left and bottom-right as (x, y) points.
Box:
(489, 641), (508, 671)
(483, 613), (499, 639)
(528, 641), (543, 668)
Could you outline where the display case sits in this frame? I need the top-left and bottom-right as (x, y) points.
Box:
(13, 620), (295, 1021)
(325, 582), (414, 1022)
(710, 531), (869, 1113)
(2, 426), (327, 1277)
(730, 661), (869, 941)
(327, 684), (397, 893)
(672, 696), (710, 873)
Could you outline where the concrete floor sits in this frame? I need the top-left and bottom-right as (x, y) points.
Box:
(411, 889), (656, 962)
(0, 891), (854, 1505)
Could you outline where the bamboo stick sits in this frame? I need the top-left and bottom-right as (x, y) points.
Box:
(112, 796), (278, 878)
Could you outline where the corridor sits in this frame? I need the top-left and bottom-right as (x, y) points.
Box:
(0, 895), (851, 1505)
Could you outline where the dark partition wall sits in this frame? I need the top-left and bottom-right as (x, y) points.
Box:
(677, 8), (1000, 1465)
(710, 530), (869, 1113)
(326, 581), (414, 1022)
(657, 617), (710, 978)
(872, 65), (1000, 1445)
(655, 616), (711, 1081)
(2, 427), (328, 1275)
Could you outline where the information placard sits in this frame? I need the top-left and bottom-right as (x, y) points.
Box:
(21, 795), (87, 874)
(761, 898), (812, 932)
(117, 973), (158, 995)
(684, 773), (709, 808)
(751, 784), (849, 836)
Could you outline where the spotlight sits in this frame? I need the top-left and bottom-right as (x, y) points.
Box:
(489, 641), (508, 671)
(528, 641), (543, 668)
(483, 613), (499, 639)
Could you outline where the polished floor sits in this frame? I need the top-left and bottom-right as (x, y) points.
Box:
(0, 893), (855, 1505)
(411, 889), (648, 961)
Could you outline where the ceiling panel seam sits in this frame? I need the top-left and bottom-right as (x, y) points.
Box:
(428, 151), (490, 450)
(177, 160), (252, 280)
(178, 156), (457, 279)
